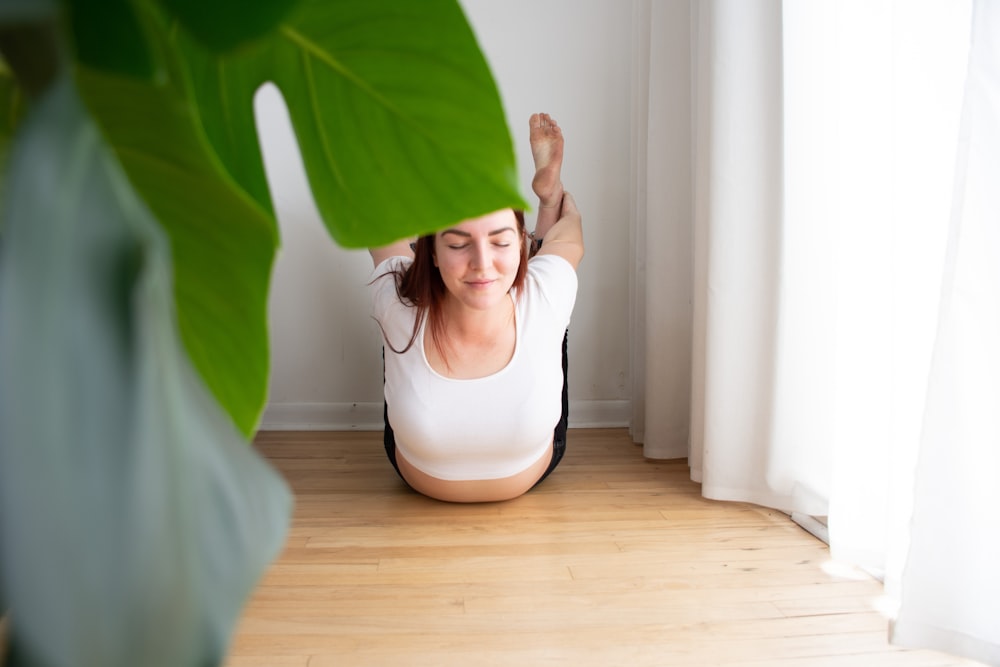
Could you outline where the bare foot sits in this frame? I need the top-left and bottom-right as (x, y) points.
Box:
(529, 113), (564, 208)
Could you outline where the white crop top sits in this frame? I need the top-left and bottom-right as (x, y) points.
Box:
(370, 254), (578, 481)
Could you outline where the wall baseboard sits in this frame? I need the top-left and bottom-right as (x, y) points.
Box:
(258, 400), (631, 431)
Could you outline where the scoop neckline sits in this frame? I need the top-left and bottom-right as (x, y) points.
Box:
(419, 293), (519, 382)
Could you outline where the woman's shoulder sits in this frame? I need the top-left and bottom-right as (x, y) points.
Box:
(527, 253), (578, 287)
(520, 254), (578, 325)
(371, 254), (412, 280)
(370, 256), (411, 312)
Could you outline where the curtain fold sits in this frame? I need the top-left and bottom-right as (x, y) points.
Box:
(629, 0), (693, 459)
(633, 0), (998, 662)
(891, 0), (1000, 661)
(688, 0), (795, 510)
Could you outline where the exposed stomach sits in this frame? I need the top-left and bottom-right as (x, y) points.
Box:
(396, 443), (553, 503)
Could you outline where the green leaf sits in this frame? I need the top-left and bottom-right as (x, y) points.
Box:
(172, 0), (526, 248)
(66, 0), (156, 79)
(0, 73), (292, 667)
(163, 18), (275, 215)
(157, 0), (302, 53)
(76, 62), (277, 437)
(266, 0), (528, 247)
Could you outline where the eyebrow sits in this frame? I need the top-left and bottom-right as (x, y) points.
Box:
(440, 227), (516, 238)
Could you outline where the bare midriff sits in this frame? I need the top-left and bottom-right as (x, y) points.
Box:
(396, 443), (553, 503)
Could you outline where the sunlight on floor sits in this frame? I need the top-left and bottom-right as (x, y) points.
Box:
(820, 558), (875, 581)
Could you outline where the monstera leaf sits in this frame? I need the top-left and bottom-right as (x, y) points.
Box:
(71, 0), (526, 436)
(0, 74), (292, 667)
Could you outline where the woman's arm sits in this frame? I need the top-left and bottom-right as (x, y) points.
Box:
(535, 192), (584, 270)
(369, 238), (415, 268)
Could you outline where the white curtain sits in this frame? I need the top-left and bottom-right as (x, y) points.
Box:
(631, 0), (1000, 663)
(890, 0), (1000, 660)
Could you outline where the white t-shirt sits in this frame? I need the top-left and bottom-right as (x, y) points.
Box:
(370, 254), (578, 480)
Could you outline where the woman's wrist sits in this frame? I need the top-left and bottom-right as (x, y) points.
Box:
(528, 231), (543, 256)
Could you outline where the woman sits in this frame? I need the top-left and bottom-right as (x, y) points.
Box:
(369, 113), (583, 502)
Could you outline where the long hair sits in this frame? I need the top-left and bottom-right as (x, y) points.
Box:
(379, 209), (529, 362)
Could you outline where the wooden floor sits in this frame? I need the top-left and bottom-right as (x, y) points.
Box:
(226, 429), (982, 667)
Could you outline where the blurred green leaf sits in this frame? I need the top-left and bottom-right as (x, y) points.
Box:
(158, 0), (302, 53)
(0, 74), (292, 667)
(76, 62), (277, 438)
(66, 0), (155, 79)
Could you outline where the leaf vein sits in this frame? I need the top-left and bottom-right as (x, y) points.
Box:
(301, 50), (348, 196)
(280, 26), (399, 114)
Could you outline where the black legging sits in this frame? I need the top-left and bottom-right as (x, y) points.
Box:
(383, 329), (569, 489)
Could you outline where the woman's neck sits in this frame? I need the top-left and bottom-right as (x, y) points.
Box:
(426, 293), (516, 379)
(441, 293), (515, 343)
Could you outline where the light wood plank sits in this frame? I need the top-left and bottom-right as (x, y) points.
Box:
(222, 429), (985, 667)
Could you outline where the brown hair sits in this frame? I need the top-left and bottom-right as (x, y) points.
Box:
(377, 209), (529, 362)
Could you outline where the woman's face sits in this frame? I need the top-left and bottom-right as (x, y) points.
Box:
(433, 209), (523, 312)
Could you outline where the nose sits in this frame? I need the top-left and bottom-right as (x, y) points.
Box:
(470, 241), (489, 270)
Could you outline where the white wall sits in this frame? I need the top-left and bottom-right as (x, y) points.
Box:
(257, 1), (639, 430)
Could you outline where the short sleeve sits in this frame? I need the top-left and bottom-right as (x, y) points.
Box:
(525, 254), (579, 329)
(368, 256), (414, 348)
